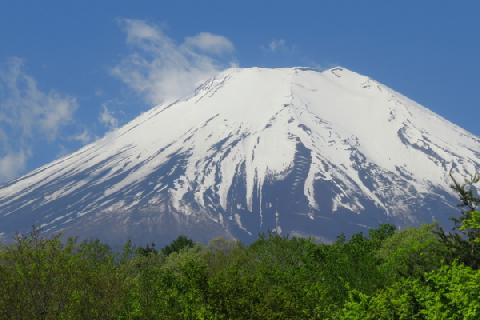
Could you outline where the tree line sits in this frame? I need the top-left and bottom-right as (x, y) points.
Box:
(0, 174), (479, 319)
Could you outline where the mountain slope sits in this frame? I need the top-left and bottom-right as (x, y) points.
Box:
(0, 67), (479, 244)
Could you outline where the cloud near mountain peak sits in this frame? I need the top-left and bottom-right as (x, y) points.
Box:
(112, 19), (236, 106)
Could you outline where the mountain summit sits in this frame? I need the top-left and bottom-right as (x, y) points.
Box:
(1, 67), (479, 244)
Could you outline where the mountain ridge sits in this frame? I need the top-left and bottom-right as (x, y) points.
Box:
(0, 66), (478, 245)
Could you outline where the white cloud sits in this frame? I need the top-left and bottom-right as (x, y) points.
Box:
(184, 32), (234, 55)
(263, 39), (294, 53)
(40, 93), (77, 140)
(0, 151), (28, 182)
(268, 39), (287, 52)
(69, 129), (94, 144)
(0, 57), (77, 181)
(99, 104), (119, 130)
(112, 19), (235, 105)
(0, 58), (77, 140)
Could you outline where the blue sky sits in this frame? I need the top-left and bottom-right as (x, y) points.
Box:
(0, 0), (479, 182)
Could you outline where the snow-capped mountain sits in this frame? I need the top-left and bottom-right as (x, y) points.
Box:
(0, 67), (479, 245)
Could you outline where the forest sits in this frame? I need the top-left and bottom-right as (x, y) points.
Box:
(0, 174), (479, 320)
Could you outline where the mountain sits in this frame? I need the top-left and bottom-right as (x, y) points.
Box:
(0, 67), (479, 245)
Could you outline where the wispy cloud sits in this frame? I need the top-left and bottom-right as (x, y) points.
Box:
(269, 39), (287, 52)
(263, 39), (294, 54)
(184, 32), (234, 55)
(69, 129), (94, 144)
(112, 19), (236, 105)
(0, 151), (27, 182)
(99, 104), (119, 130)
(0, 58), (77, 181)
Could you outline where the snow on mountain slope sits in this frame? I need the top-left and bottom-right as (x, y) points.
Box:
(0, 67), (478, 245)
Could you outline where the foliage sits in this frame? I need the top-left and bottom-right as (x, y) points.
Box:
(437, 173), (480, 268)
(450, 172), (480, 239)
(161, 235), (195, 256)
(0, 173), (479, 319)
(341, 262), (480, 320)
(376, 224), (447, 282)
(0, 229), (126, 320)
(0, 227), (401, 319)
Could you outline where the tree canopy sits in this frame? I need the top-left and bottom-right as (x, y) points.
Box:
(0, 173), (479, 319)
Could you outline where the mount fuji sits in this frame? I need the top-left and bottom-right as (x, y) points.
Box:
(0, 67), (479, 245)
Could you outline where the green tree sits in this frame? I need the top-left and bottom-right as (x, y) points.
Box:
(376, 224), (448, 282)
(450, 173), (480, 242)
(124, 246), (213, 320)
(341, 263), (480, 320)
(161, 235), (195, 256)
(0, 230), (127, 320)
(438, 173), (480, 268)
(340, 279), (423, 320)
